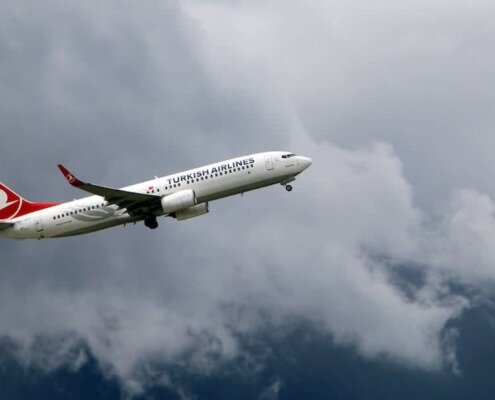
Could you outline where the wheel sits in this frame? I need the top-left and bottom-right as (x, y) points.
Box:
(149, 220), (158, 229)
(144, 216), (159, 229)
(285, 184), (293, 192)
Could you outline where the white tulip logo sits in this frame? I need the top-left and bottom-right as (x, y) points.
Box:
(0, 189), (19, 218)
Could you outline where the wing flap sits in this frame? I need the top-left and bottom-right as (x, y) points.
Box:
(57, 164), (161, 214)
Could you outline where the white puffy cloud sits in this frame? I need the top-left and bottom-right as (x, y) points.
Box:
(417, 189), (495, 285)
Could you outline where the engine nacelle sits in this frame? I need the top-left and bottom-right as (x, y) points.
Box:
(175, 203), (209, 221)
(161, 189), (196, 214)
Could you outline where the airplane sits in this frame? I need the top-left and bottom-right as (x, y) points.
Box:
(0, 151), (312, 240)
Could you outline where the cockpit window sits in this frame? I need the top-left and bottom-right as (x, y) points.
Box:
(282, 153), (296, 159)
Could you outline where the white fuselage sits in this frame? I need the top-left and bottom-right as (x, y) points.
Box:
(0, 152), (311, 240)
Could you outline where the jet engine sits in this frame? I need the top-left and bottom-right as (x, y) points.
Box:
(174, 203), (209, 221)
(161, 189), (196, 214)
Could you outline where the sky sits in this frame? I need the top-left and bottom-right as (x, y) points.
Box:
(2, 0), (495, 398)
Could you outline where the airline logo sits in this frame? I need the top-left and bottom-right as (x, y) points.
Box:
(167, 157), (255, 185)
(0, 187), (21, 220)
(66, 173), (76, 184)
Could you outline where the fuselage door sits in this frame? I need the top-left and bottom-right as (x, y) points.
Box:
(34, 216), (44, 233)
(265, 156), (274, 171)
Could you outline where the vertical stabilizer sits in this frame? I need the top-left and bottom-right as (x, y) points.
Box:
(0, 183), (59, 220)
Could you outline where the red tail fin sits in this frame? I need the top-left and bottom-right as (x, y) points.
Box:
(0, 183), (60, 220)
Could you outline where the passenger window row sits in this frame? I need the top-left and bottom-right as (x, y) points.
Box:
(55, 163), (256, 219)
(147, 164), (255, 194)
(53, 203), (106, 220)
(184, 164), (254, 186)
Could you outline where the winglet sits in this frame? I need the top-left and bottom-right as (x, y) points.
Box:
(57, 164), (84, 187)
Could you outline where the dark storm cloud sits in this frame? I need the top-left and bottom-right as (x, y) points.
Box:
(1, 0), (495, 397)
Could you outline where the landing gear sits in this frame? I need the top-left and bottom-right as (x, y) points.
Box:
(144, 215), (159, 230)
(281, 177), (295, 192)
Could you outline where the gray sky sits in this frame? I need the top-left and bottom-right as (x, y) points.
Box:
(1, 0), (495, 395)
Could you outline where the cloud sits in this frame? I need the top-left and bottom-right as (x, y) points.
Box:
(0, 0), (494, 396)
(184, 0), (495, 210)
(420, 189), (495, 285)
(0, 138), (467, 393)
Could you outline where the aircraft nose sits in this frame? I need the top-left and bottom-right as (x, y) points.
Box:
(299, 156), (312, 170)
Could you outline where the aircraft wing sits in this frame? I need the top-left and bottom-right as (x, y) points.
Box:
(0, 221), (14, 231)
(57, 164), (162, 215)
